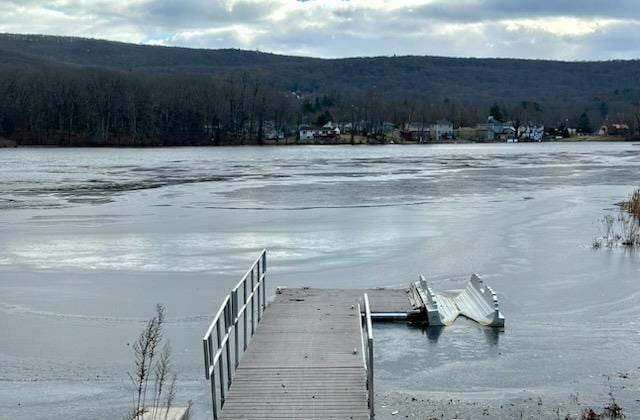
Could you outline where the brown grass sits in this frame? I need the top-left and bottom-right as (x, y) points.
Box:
(622, 188), (640, 218)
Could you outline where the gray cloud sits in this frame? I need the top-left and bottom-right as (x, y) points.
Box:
(411, 0), (640, 22)
(130, 0), (277, 28)
(0, 0), (639, 60)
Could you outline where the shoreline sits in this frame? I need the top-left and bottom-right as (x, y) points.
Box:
(375, 389), (636, 420)
(1, 138), (636, 148)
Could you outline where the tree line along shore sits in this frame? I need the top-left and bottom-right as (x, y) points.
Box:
(0, 65), (636, 147)
(2, 36), (640, 147)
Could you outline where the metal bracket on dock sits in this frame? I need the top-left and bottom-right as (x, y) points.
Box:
(409, 274), (505, 327)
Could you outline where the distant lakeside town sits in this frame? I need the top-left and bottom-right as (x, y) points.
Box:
(282, 116), (635, 146)
(1, 116), (636, 148)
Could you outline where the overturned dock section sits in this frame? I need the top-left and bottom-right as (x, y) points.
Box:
(409, 274), (505, 327)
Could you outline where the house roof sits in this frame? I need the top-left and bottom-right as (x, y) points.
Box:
(601, 123), (629, 129)
(403, 123), (428, 131)
(299, 124), (323, 130)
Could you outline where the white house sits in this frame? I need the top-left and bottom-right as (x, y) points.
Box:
(299, 125), (315, 140)
(322, 122), (341, 135)
(430, 120), (454, 140)
(599, 123), (630, 136)
(299, 122), (340, 141)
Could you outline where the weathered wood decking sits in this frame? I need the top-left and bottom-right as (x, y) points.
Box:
(219, 288), (412, 419)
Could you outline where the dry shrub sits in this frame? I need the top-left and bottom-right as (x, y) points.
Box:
(622, 188), (640, 218)
(603, 392), (625, 419)
(580, 408), (601, 420)
(126, 304), (178, 420)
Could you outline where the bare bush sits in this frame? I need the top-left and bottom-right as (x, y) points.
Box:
(580, 407), (601, 420)
(126, 304), (178, 420)
(603, 392), (625, 419)
(617, 212), (640, 247)
(593, 211), (640, 249)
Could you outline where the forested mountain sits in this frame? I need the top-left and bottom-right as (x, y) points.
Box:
(1, 33), (639, 146)
(0, 33), (313, 71)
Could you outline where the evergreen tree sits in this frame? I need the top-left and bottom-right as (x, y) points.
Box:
(577, 112), (592, 134)
(315, 110), (333, 127)
(302, 100), (314, 114)
(489, 103), (504, 122)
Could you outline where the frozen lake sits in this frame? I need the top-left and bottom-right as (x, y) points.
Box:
(1, 143), (639, 418)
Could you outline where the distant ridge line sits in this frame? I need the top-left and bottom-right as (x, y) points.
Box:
(1, 32), (639, 63)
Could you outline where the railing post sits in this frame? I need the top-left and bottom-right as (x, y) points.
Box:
(262, 250), (267, 311)
(243, 279), (248, 351)
(263, 250), (267, 272)
(232, 289), (239, 369)
(364, 293), (375, 419)
(203, 337), (210, 379)
(257, 269), (262, 322)
(364, 293), (374, 419)
(216, 321), (226, 405)
(225, 304), (232, 388)
(250, 269), (255, 335)
(368, 334), (374, 418)
(210, 366), (218, 420)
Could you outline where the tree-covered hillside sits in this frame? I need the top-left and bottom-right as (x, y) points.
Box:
(0, 33), (639, 146)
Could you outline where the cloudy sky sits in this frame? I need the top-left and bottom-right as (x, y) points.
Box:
(1, 0), (639, 60)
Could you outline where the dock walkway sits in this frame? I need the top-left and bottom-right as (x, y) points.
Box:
(220, 288), (374, 419)
(203, 280), (412, 419)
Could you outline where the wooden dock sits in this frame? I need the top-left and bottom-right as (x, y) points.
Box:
(220, 288), (414, 419)
(203, 251), (416, 419)
(220, 288), (373, 419)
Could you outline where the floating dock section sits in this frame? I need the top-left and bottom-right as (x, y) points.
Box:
(409, 274), (505, 327)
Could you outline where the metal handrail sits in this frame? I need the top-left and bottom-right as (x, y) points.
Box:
(360, 293), (374, 419)
(203, 249), (267, 419)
